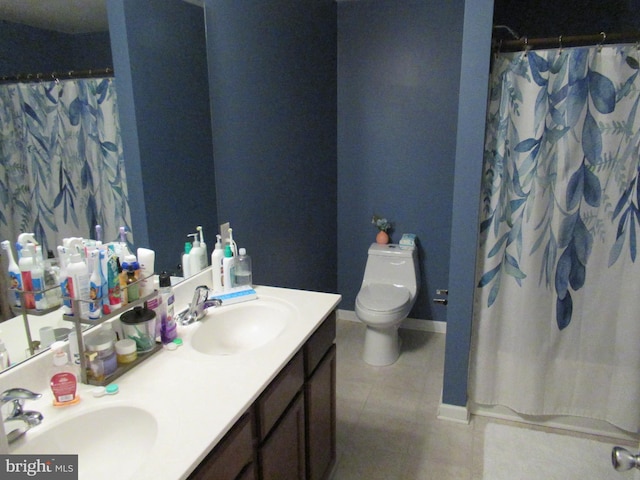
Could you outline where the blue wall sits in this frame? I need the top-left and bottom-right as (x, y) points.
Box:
(108, 0), (217, 274)
(442, 0), (494, 407)
(0, 20), (112, 77)
(337, 0), (463, 322)
(204, 0), (337, 292)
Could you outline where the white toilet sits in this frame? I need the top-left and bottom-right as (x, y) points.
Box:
(355, 243), (419, 366)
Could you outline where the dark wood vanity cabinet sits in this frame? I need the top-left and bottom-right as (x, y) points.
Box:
(189, 311), (336, 480)
(304, 314), (337, 480)
(188, 412), (256, 480)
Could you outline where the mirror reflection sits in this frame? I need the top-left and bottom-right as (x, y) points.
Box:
(0, 1), (206, 370)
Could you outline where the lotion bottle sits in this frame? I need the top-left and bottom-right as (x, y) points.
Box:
(49, 341), (79, 406)
(137, 248), (155, 297)
(222, 244), (235, 291)
(211, 235), (224, 292)
(67, 253), (90, 318)
(182, 242), (192, 278)
(189, 233), (206, 275)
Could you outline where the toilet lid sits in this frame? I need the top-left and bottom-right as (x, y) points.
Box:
(357, 284), (410, 312)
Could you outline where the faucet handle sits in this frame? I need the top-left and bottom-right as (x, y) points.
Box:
(0, 388), (42, 405)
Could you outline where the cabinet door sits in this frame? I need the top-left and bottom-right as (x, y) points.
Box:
(188, 413), (254, 480)
(305, 345), (336, 480)
(260, 392), (306, 480)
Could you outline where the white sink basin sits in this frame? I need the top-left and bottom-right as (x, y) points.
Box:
(190, 297), (295, 355)
(10, 405), (157, 479)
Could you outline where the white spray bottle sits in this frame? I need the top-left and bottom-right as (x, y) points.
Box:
(1, 240), (22, 307)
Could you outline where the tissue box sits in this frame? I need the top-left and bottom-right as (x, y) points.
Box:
(399, 233), (416, 247)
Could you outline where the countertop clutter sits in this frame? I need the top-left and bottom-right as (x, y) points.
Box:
(0, 268), (341, 480)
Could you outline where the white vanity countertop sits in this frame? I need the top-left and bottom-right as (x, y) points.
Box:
(0, 272), (341, 480)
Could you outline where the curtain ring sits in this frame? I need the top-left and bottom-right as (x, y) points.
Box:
(558, 35), (563, 53)
(598, 32), (606, 51)
(522, 36), (529, 57)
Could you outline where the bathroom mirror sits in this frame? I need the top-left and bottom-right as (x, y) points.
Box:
(0, 0), (205, 371)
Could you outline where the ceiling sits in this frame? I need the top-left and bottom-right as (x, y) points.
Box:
(0, 0), (109, 34)
(0, 0), (204, 34)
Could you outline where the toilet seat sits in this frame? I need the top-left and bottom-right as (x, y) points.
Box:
(356, 283), (410, 314)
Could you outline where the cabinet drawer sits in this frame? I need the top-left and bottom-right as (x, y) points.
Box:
(304, 311), (336, 377)
(256, 351), (304, 441)
(188, 412), (254, 480)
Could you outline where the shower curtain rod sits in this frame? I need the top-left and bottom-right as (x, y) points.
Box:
(0, 67), (114, 84)
(495, 31), (640, 52)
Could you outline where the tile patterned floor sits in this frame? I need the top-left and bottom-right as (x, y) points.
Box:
(332, 319), (636, 480)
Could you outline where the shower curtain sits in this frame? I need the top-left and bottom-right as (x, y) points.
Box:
(469, 43), (640, 433)
(0, 77), (131, 255)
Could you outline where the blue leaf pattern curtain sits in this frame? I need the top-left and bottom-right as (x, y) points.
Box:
(469, 44), (640, 432)
(0, 78), (132, 255)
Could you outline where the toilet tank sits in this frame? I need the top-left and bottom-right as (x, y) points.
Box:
(361, 244), (419, 297)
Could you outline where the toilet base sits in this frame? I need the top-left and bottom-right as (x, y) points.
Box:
(363, 325), (400, 366)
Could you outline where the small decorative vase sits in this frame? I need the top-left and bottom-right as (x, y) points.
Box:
(376, 230), (389, 244)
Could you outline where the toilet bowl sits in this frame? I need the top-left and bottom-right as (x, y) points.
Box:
(355, 244), (419, 366)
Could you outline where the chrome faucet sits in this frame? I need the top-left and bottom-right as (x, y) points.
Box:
(175, 285), (222, 325)
(1, 388), (43, 444)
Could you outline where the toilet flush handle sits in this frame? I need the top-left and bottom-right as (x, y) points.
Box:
(433, 289), (448, 306)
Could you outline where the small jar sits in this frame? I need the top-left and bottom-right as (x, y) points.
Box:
(86, 332), (117, 376)
(115, 339), (138, 364)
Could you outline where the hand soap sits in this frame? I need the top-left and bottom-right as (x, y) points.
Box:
(49, 341), (80, 406)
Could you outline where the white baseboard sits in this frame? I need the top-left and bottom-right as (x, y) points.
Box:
(437, 402), (471, 424)
(336, 309), (446, 334)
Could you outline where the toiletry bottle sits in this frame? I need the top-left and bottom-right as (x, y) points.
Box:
(19, 243), (45, 310)
(118, 257), (128, 306)
(88, 250), (102, 320)
(233, 248), (253, 287)
(159, 272), (177, 344)
(67, 253), (90, 318)
(1, 240), (22, 307)
(189, 232), (205, 275)
(211, 235), (224, 292)
(197, 225), (208, 263)
(95, 224), (103, 245)
(137, 248), (155, 297)
(126, 265), (140, 302)
(117, 226), (131, 262)
(49, 341), (79, 406)
(146, 292), (165, 341)
(0, 338), (10, 370)
(57, 246), (73, 315)
(222, 244), (236, 291)
(182, 241), (192, 278)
